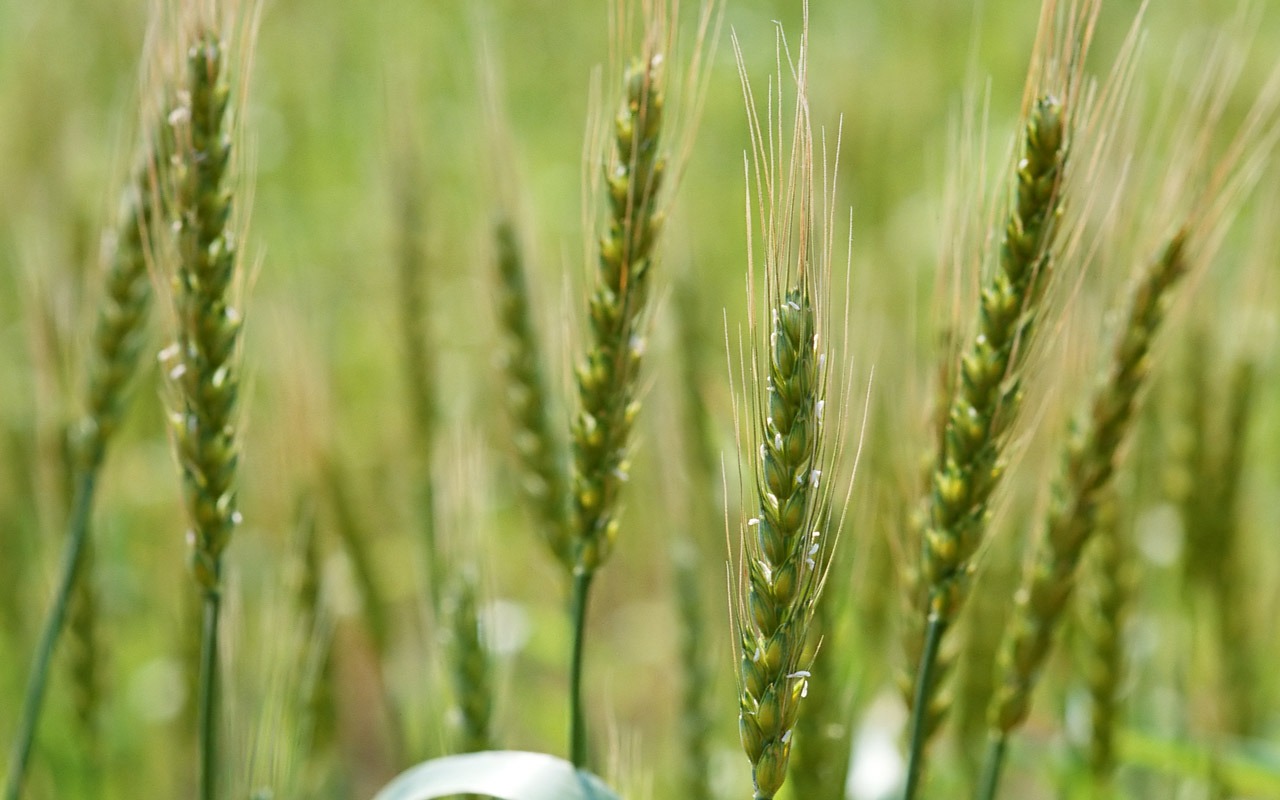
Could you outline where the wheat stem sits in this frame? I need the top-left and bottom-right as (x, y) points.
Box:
(568, 569), (594, 768)
(3, 470), (96, 800)
(197, 584), (222, 800)
(903, 615), (945, 800)
(976, 732), (1008, 800)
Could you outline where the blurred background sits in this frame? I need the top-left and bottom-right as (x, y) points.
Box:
(1, 0), (1277, 798)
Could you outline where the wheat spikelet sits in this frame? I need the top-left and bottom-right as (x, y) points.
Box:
(160, 26), (242, 599)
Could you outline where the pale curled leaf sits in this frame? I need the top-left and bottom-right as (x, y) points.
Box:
(371, 751), (620, 800)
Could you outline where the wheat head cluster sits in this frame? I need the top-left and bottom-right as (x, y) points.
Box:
(1, 0), (1279, 799)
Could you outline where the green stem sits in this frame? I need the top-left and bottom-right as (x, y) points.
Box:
(903, 613), (946, 800)
(4, 470), (97, 800)
(568, 569), (595, 768)
(976, 733), (1008, 800)
(197, 585), (222, 800)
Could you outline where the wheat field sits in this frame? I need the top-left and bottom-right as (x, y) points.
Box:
(1, 1), (1278, 799)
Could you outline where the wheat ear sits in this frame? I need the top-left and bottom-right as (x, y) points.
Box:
(566, 49), (668, 768)
(319, 460), (407, 761)
(1211, 361), (1258, 735)
(736, 283), (830, 800)
(568, 53), (666, 576)
(671, 271), (718, 800)
(446, 573), (494, 755)
(902, 94), (1068, 798)
(731, 17), (843, 798)
(159, 28), (245, 800)
(979, 230), (1189, 799)
(392, 146), (444, 611)
(66, 536), (102, 775)
(1079, 493), (1131, 790)
(1169, 343), (1260, 735)
(289, 497), (339, 793)
(2, 117), (163, 800)
(494, 219), (572, 565)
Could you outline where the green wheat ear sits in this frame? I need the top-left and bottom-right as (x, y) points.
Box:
(569, 53), (666, 575)
(976, 230), (1192, 800)
(158, 27), (249, 800)
(566, 43), (671, 770)
(1079, 492), (1131, 789)
(163, 29), (241, 596)
(446, 572), (495, 755)
(731, 17), (845, 797)
(902, 95), (1070, 784)
(920, 93), (1065, 631)
(495, 219), (572, 566)
(737, 286), (830, 800)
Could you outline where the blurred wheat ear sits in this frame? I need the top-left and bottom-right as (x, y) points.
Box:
(1168, 338), (1261, 736)
(2, 60), (167, 800)
(493, 219), (572, 567)
(390, 128), (445, 613)
(979, 227), (1191, 799)
(980, 19), (1280, 788)
(1078, 491), (1132, 792)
